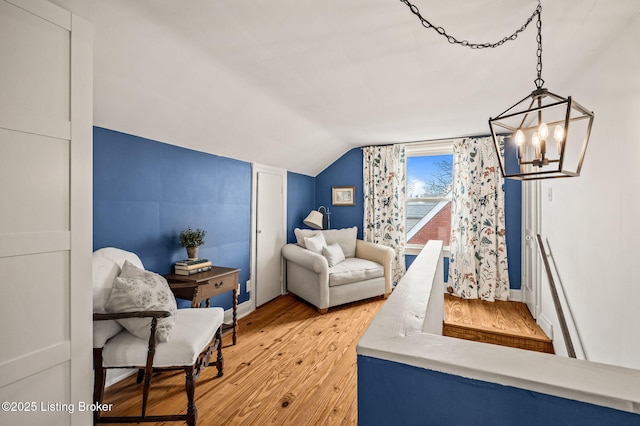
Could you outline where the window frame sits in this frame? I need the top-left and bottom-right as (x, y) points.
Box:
(404, 140), (455, 256)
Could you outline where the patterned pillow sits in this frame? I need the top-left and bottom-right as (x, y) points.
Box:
(105, 260), (177, 342)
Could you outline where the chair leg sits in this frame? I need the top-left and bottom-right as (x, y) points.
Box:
(185, 366), (197, 426)
(216, 327), (224, 377)
(93, 348), (106, 425)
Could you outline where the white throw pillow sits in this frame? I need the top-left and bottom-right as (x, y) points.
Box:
(322, 227), (358, 258)
(105, 260), (177, 342)
(322, 243), (345, 267)
(304, 232), (327, 254)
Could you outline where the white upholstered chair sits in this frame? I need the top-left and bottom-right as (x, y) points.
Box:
(92, 247), (224, 426)
(282, 227), (395, 313)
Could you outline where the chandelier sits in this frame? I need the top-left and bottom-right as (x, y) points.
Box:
(400, 0), (594, 180)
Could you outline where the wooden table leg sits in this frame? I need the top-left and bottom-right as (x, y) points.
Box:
(232, 288), (237, 345)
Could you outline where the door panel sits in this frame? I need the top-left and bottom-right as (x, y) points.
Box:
(522, 180), (541, 318)
(0, 2), (92, 425)
(255, 170), (285, 307)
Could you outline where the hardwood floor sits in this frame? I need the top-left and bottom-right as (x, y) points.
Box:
(443, 293), (554, 354)
(101, 294), (385, 425)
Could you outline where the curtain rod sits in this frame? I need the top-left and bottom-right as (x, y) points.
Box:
(359, 133), (503, 149)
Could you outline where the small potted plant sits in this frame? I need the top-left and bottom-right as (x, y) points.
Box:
(179, 227), (206, 259)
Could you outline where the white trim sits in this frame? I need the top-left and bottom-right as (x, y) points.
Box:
(0, 342), (70, 388)
(404, 139), (455, 156)
(509, 289), (522, 302)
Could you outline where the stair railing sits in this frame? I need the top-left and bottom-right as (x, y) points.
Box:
(536, 234), (577, 358)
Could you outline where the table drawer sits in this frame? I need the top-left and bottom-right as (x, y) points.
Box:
(199, 273), (237, 300)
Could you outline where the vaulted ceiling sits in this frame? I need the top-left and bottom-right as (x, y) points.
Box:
(51, 0), (640, 176)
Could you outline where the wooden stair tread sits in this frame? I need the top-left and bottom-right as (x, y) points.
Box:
(443, 294), (554, 354)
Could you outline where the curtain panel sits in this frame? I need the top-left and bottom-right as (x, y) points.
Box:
(448, 136), (510, 301)
(363, 145), (406, 285)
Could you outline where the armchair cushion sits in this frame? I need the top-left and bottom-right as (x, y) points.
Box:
(328, 257), (384, 287)
(102, 307), (223, 368)
(105, 260), (177, 342)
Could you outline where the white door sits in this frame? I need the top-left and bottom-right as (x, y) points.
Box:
(254, 167), (286, 307)
(522, 180), (542, 318)
(0, 1), (92, 425)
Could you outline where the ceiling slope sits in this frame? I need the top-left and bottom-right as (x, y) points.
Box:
(50, 0), (640, 175)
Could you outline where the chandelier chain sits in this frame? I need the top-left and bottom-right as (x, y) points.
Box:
(534, 6), (544, 88)
(398, 0), (543, 52)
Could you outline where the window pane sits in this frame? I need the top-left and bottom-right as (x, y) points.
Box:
(406, 154), (453, 246)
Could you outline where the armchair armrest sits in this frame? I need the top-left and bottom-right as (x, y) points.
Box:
(356, 240), (395, 295)
(282, 243), (329, 273)
(356, 240), (395, 267)
(93, 311), (171, 321)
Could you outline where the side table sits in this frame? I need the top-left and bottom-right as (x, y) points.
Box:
(165, 266), (240, 345)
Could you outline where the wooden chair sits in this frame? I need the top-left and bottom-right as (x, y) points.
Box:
(92, 247), (224, 425)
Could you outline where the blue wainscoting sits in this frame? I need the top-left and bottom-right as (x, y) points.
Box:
(93, 127), (251, 309)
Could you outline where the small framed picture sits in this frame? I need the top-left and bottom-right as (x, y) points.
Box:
(332, 186), (356, 206)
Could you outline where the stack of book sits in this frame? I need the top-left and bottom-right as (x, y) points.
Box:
(174, 258), (213, 275)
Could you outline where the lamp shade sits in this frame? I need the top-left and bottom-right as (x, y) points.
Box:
(303, 210), (323, 230)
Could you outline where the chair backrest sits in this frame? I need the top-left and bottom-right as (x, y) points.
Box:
(93, 247), (144, 347)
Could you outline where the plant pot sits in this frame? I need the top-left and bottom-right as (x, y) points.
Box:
(186, 246), (199, 259)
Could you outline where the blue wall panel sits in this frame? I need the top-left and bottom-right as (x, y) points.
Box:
(93, 127), (251, 309)
(358, 356), (640, 426)
(287, 172), (316, 243)
(315, 148), (364, 238)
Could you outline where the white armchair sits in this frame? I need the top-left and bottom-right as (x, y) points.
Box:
(282, 227), (395, 313)
(92, 247), (224, 425)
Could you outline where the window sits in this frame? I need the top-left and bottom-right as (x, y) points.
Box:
(405, 141), (454, 249)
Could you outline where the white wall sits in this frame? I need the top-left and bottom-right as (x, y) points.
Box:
(539, 14), (640, 369)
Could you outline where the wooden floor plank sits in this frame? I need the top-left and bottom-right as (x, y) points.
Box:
(101, 294), (385, 425)
(443, 293), (554, 353)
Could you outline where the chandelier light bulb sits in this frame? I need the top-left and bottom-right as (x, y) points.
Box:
(515, 129), (525, 146)
(532, 132), (540, 147)
(554, 125), (565, 143)
(539, 122), (549, 140)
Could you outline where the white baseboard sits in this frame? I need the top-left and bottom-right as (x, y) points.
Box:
(105, 369), (136, 388)
(537, 312), (554, 339)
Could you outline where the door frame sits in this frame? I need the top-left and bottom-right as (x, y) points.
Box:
(250, 163), (287, 311)
(522, 179), (542, 318)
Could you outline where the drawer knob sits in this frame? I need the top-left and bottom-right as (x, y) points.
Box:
(214, 281), (224, 288)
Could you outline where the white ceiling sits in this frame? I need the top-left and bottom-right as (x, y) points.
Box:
(50, 0), (640, 176)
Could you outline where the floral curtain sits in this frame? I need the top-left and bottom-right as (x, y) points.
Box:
(363, 144), (406, 285)
(448, 136), (510, 301)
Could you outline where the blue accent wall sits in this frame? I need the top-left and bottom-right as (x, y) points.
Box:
(93, 127), (251, 310)
(315, 148), (365, 239)
(287, 171), (316, 243)
(504, 178), (522, 289)
(358, 356), (640, 426)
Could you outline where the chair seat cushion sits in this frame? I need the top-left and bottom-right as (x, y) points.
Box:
(328, 258), (384, 287)
(102, 307), (224, 368)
